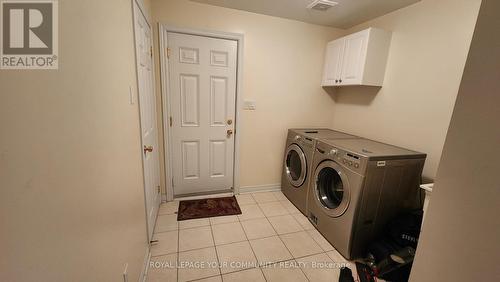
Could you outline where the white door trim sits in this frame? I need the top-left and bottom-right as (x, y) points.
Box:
(133, 0), (151, 26)
(132, 0), (160, 242)
(159, 24), (244, 200)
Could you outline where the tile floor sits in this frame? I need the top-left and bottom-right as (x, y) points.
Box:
(147, 191), (359, 282)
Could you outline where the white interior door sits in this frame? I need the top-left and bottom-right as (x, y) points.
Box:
(134, 4), (160, 241)
(167, 32), (237, 196)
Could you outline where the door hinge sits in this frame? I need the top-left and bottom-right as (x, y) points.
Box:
(166, 47), (171, 59)
(150, 46), (153, 58)
(169, 116), (173, 127)
(171, 178), (174, 187)
(157, 185), (160, 193)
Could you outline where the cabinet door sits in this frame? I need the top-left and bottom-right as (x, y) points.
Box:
(322, 38), (345, 86)
(340, 30), (369, 85)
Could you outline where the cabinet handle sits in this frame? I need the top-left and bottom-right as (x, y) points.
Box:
(339, 79), (342, 83)
(335, 80), (338, 83)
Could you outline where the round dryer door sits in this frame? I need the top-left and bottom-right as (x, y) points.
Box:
(285, 144), (307, 187)
(314, 160), (350, 217)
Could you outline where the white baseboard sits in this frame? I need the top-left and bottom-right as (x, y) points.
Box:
(139, 246), (151, 282)
(175, 192), (234, 201)
(238, 183), (281, 194)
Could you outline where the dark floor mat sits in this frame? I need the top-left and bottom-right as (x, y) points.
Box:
(177, 196), (242, 221)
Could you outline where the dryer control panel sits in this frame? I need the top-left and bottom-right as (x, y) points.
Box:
(294, 135), (315, 148)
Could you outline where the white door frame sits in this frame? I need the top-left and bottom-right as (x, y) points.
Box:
(132, 0), (160, 242)
(159, 24), (244, 200)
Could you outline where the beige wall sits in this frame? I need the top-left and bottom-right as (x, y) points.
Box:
(411, 0), (499, 280)
(328, 0), (481, 179)
(0, 0), (147, 281)
(150, 0), (343, 189)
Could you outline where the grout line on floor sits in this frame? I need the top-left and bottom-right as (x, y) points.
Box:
(186, 273), (222, 282)
(209, 220), (223, 278)
(177, 221), (180, 282)
(236, 203), (268, 282)
(257, 202), (312, 282)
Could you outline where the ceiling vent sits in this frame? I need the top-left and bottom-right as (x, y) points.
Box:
(307, 0), (338, 11)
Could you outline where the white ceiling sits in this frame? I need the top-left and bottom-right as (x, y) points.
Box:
(190, 0), (421, 29)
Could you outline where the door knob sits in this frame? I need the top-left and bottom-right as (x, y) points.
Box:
(227, 129), (233, 137)
(143, 145), (153, 153)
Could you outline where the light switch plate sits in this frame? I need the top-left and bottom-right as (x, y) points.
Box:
(243, 100), (256, 110)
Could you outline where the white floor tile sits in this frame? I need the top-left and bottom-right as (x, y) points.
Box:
(235, 194), (256, 205)
(238, 204), (265, 221)
(279, 199), (302, 214)
(241, 218), (276, 240)
(179, 218), (210, 230)
(195, 275), (222, 282)
(178, 247), (220, 282)
(261, 260), (308, 282)
(272, 191), (288, 201)
(151, 230), (178, 257)
(307, 229), (335, 252)
(179, 225), (214, 252)
(209, 215), (239, 225)
(325, 249), (357, 277)
(292, 213), (315, 230)
(326, 249), (350, 265)
(155, 214), (178, 233)
(280, 231), (323, 258)
(258, 201), (289, 217)
(222, 267), (265, 282)
(251, 192), (279, 204)
(158, 201), (179, 215)
(268, 214), (303, 235)
(249, 236), (293, 264)
(296, 253), (340, 282)
(216, 241), (257, 274)
(212, 222), (247, 245)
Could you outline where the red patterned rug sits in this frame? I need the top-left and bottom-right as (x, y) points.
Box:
(177, 196), (242, 221)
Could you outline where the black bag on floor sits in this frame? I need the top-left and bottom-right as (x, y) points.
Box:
(339, 267), (355, 282)
(365, 211), (423, 282)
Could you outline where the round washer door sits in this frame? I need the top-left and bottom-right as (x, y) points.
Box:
(314, 160), (350, 217)
(285, 144), (307, 187)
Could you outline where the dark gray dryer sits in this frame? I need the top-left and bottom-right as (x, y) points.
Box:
(307, 138), (426, 259)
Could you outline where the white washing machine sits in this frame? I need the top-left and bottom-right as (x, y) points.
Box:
(281, 129), (358, 215)
(307, 138), (426, 259)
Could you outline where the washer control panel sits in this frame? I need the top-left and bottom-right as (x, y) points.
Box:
(316, 142), (365, 172)
(343, 153), (361, 169)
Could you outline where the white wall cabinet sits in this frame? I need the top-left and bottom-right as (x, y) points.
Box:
(322, 28), (392, 87)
